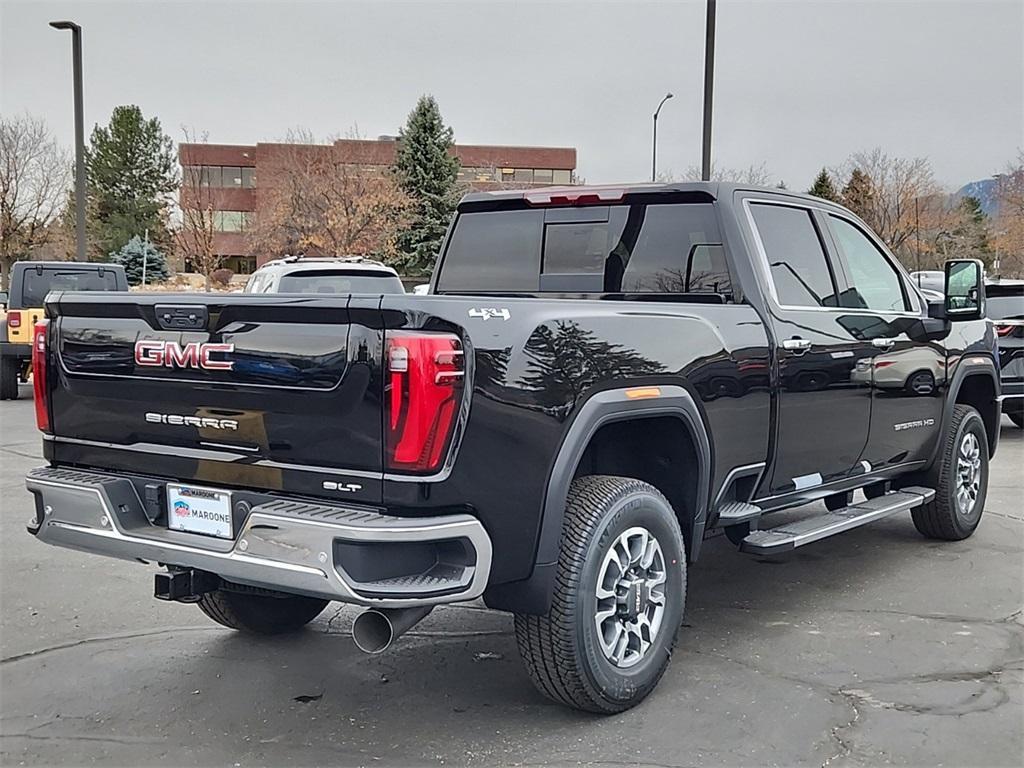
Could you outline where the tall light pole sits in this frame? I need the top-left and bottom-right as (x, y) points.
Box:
(652, 92), (673, 182)
(700, 0), (717, 181)
(50, 20), (86, 262)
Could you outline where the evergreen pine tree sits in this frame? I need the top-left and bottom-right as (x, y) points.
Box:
(952, 196), (991, 260)
(86, 105), (177, 258)
(110, 235), (169, 285)
(841, 169), (872, 218)
(392, 96), (460, 276)
(808, 168), (840, 202)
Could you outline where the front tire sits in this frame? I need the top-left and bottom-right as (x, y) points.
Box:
(911, 404), (988, 540)
(0, 358), (18, 400)
(197, 585), (328, 634)
(514, 475), (686, 714)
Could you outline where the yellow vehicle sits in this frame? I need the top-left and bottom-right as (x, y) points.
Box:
(1, 261), (127, 399)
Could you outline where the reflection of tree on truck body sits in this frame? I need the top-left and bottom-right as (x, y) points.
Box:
(519, 321), (664, 411)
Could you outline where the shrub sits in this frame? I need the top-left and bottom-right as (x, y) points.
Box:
(210, 268), (234, 287)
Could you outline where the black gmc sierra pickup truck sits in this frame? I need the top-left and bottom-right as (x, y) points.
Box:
(26, 183), (999, 713)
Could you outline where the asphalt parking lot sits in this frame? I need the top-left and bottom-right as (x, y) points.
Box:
(1, 384), (1021, 767)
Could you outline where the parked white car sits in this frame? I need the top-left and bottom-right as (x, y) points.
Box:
(244, 256), (405, 294)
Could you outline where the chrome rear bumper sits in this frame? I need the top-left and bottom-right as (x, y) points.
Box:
(26, 467), (491, 608)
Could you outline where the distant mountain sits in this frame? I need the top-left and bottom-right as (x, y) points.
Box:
(954, 178), (998, 216)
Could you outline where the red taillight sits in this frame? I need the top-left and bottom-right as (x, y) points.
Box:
(32, 320), (50, 432)
(996, 324), (1016, 337)
(8, 311), (21, 329)
(385, 331), (464, 473)
(524, 186), (625, 207)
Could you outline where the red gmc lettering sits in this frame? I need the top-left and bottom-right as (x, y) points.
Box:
(165, 342), (200, 368)
(134, 341), (234, 371)
(199, 343), (234, 370)
(135, 340), (166, 366)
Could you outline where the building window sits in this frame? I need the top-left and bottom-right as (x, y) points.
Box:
(184, 165), (256, 188)
(514, 168), (533, 183)
(221, 167), (243, 188)
(201, 166), (220, 187)
(533, 168), (553, 184)
(213, 210), (251, 232)
(457, 167), (497, 183)
(501, 168), (514, 182)
(552, 169), (572, 185)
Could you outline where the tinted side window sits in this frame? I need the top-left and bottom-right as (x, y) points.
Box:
(437, 210), (542, 292)
(829, 216), (909, 312)
(750, 204), (838, 307)
(615, 204), (729, 294)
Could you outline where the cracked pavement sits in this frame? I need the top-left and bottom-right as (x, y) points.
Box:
(1, 387), (1021, 766)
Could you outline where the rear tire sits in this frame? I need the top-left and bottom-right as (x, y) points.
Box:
(911, 405), (988, 541)
(0, 358), (18, 400)
(513, 475), (686, 714)
(197, 585), (328, 635)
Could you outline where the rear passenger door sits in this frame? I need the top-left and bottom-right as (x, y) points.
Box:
(744, 200), (872, 496)
(825, 214), (944, 471)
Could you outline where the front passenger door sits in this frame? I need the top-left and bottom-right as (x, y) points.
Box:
(826, 214), (945, 471)
(746, 202), (873, 496)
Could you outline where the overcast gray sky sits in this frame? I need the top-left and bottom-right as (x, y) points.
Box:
(2, 0), (1021, 190)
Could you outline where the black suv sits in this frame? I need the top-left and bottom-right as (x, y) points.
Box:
(987, 278), (1024, 426)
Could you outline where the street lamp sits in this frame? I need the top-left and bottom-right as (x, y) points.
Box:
(652, 92), (673, 182)
(701, 0), (717, 181)
(50, 20), (86, 262)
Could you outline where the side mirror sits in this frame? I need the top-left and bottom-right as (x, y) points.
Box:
(943, 259), (985, 321)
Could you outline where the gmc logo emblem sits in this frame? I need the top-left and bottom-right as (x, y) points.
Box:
(135, 340), (235, 371)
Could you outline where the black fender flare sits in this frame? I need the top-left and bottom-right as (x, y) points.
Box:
(931, 356), (1000, 465)
(483, 385), (712, 615)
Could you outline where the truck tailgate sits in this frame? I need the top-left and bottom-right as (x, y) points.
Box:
(46, 293), (385, 504)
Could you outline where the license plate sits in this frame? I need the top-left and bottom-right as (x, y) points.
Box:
(167, 483), (234, 539)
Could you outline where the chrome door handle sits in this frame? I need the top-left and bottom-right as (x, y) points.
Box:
(871, 338), (897, 349)
(782, 338), (812, 353)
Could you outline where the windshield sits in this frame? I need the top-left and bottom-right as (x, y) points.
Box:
(21, 269), (120, 306)
(275, 270), (404, 294)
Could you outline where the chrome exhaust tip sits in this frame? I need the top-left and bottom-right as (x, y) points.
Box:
(352, 606), (432, 654)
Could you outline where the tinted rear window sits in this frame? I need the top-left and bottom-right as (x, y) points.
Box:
(437, 203), (730, 295)
(22, 269), (120, 306)
(988, 295), (1024, 321)
(276, 271), (404, 294)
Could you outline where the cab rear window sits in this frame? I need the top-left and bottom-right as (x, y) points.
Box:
(276, 271), (405, 294)
(436, 202), (731, 297)
(22, 269), (120, 306)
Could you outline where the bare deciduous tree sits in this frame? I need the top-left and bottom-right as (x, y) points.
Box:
(247, 129), (409, 263)
(674, 161), (775, 186)
(992, 152), (1024, 277)
(0, 114), (71, 288)
(838, 148), (941, 258)
(174, 129), (220, 290)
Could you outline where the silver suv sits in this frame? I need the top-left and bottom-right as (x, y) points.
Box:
(243, 256), (405, 294)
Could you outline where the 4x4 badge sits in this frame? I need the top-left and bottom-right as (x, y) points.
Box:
(468, 308), (510, 321)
